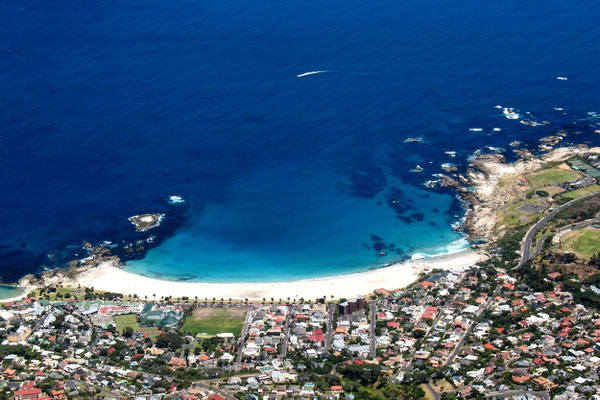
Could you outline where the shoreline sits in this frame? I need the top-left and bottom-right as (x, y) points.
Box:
(25, 144), (600, 301)
(0, 285), (27, 303)
(0, 294), (26, 304)
(69, 248), (484, 300)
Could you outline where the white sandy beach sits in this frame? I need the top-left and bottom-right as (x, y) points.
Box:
(72, 249), (485, 301)
(0, 294), (27, 303)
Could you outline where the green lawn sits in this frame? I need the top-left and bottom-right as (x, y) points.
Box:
(561, 228), (600, 259)
(497, 199), (545, 229)
(183, 307), (246, 336)
(555, 184), (600, 203)
(527, 168), (583, 188)
(114, 314), (140, 334)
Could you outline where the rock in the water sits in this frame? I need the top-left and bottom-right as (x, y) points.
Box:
(128, 213), (165, 232)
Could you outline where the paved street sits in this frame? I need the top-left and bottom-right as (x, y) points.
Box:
(369, 300), (376, 358)
(518, 191), (600, 267)
(325, 303), (335, 351)
(280, 308), (293, 358)
(235, 307), (255, 364)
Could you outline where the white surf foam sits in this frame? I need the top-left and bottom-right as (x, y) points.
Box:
(410, 238), (471, 261)
(168, 195), (185, 204)
(502, 107), (519, 120)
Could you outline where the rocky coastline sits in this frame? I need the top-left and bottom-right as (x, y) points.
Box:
(438, 143), (600, 246)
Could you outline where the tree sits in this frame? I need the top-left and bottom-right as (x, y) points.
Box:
(155, 332), (185, 351)
(123, 327), (134, 338)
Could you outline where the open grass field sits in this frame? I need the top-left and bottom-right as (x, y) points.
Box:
(421, 384), (436, 400)
(542, 186), (565, 197)
(555, 184), (600, 203)
(183, 307), (246, 336)
(431, 379), (454, 392)
(497, 199), (545, 229)
(527, 168), (583, 188)
(114, 314), (140, 334)
(561, 228), (600, 259)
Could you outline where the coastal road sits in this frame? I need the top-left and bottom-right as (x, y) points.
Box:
(518, 191), (600, 268)
(369, 300), (376, 358)
(325, 303), (335, 351)
(280, 307), (292, 358)
(530, 211), (600, 260)
(235, 307), (255, 364)
(484, 389), (550, 399)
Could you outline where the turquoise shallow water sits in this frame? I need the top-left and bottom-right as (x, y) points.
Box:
(124, 177), (467, 282)
(0, 286), (24, 301)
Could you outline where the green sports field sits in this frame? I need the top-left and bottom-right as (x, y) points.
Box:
(561, 228), (600, 259)
(114, 314), (140, 334)
(555, 184), (600, 203)
(182, 307), (246, 337)
(527, 167), (583, 188)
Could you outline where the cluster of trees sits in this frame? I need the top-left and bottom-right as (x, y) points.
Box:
(515, 262), (553, 292)
(553, 196), (600, 221)
(341, 364), (382, 386)
(589, 252), (600, 267)
(543, 251), (577, 264)
(155, 332), (187, 351)
(493, 226), (529, 266)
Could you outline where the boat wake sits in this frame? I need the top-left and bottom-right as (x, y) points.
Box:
(296, 70), (330, 78)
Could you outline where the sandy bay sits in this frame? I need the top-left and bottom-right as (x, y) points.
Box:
(69, 249), (484, 301)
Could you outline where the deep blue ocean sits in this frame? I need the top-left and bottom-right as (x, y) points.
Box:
(1, 0), (599, 283)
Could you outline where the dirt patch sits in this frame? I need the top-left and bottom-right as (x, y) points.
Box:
(191, 307), (246, 319)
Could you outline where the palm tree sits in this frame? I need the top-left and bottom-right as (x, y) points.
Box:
(195, 296), (198, 304)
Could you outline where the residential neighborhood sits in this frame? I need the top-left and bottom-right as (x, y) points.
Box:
(2, 257), (600, 399)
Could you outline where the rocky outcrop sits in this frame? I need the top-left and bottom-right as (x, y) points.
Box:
(128, 213), (165, 232)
